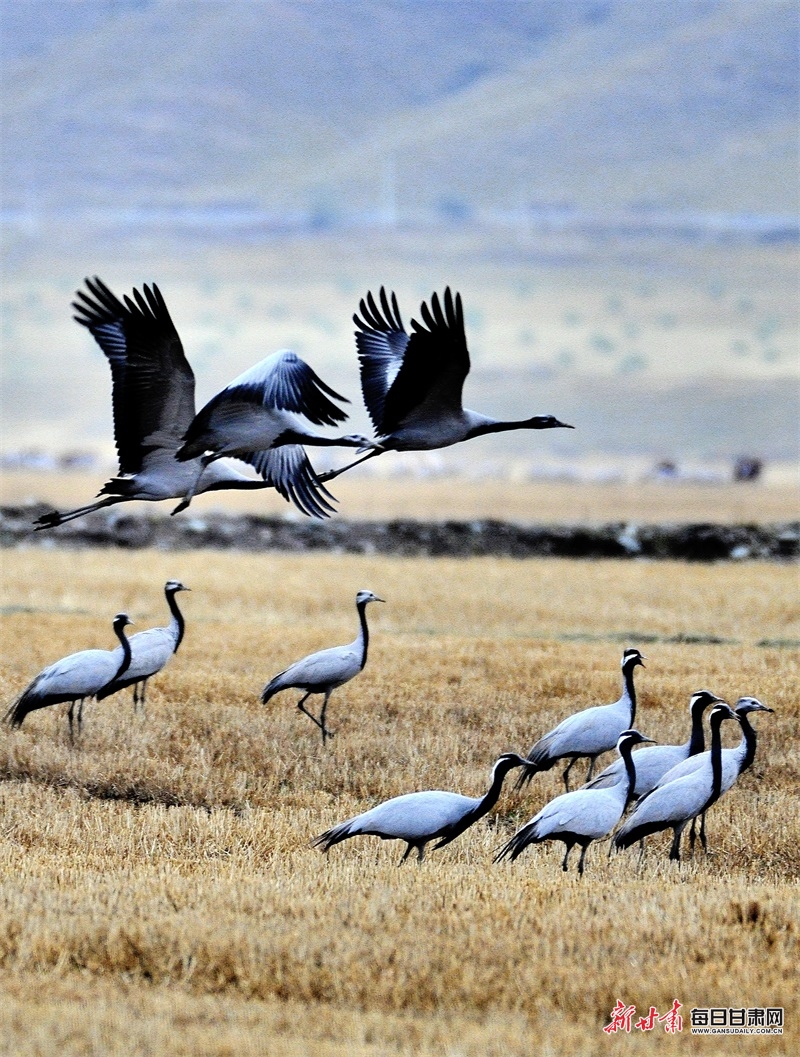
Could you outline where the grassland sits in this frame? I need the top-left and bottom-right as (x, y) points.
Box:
(0, 549), (797, 1055)
(2, 469), (799, 526)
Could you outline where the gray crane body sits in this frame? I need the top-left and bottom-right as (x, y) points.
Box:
(262, 589), (383, 743)
(34, 278), (269, 530)
(313, 753), (528, 863)
(97, 581), (188, 709)
(519, 648), (645, 790)
(5, 613), (133, 738)
(495, 730), (652, 875)
(589, 690), (723, 798)
(613, 704), (740, 860)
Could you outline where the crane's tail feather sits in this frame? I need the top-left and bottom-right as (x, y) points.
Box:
(514, 761), (540, 791)
(493, 822), (538, 863)
(260, 672), (290, 705)
(311, 821), (355, 853)
(613, 818), (667, 852)
(5, 693), (32, 728)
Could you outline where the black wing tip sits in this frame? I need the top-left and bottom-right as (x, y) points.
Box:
(409, 287), (464, 336)
(355, 287), (404, 334)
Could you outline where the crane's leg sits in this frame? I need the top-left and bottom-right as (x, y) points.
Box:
(399, 843), (415, 865)
(638, 837), (647, 864)
(562, 757), (577, 792)
(172, 454), (216, 515)
(318, 689), (335, 745)
(296, 692), (334, 740)
(688, 816), (697, 856)
(698, 811), (708, 853)
(77, 697), (85, 733)
(561, 840), (574, 872)
(417, 844), (426, 863)
(577, 843), (589, 877)
(669, 822), (689, 862)
(316, 448), (381, 484)
(33, 495), (126, 530)
(585, 755), (598, 782)
(67, 702), (76, 745)
(140, 680), (148, 718)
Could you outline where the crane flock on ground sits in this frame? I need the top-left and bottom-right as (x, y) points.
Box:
(7, 278), (775, 876)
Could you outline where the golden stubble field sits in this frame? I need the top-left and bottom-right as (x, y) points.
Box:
(0, 548), (798, 1056)
(2, 470), (799, 525)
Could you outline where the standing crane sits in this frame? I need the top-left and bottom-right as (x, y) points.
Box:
(518, 648), (646, 791)
(174, 351), (381, 514)
(317, 287), (572, 483)
(313, 752), (528, 863)
(613, 703), (740, 861)
(5, 613), (133, 741)
(651, 696), (773, 855)
(261, 589), (383, 744)
(96, 580), (189, 714)
(589, 689), (724, 799)
(494, 729), (653, 876)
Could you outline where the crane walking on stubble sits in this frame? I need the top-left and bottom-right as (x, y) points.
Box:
(5, 612), (133, 741)
(96, 580), (190, 715)
(261, 589), (384, 744)
(613, 703), (740, 862)
(175, 351), (381, 516)
(35, 278), (279, 529)
(495, 729), (653, 876)
(590, 689), (724, 800)
(650, 696), (773, 856)
(313, 752), (529, 863)
(517, 648), (646, 791)
(317, 287), (573, 483)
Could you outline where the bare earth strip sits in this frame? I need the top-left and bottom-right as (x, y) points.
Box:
(0, 550), (798, 1055)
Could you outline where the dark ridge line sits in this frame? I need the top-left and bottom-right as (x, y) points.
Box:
(0, 769), (239, 812)
(2, 505), (798, 562)
(558, 631), (739, 646)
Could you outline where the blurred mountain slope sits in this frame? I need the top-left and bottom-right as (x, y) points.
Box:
(3, 0), (796, 217)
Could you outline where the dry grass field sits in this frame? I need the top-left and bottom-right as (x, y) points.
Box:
(2, 469), (798, 526)
(0, 549), (798, 1055)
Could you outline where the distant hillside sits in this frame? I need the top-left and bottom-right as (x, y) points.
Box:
(3, 0), (797, 232)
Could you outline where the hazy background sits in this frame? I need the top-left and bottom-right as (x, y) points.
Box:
(1, 0), (798, 488)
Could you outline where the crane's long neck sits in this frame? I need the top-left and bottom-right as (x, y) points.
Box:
(111, 624), (133, 682)
(621, 663), (638, 723)
(355, 600), (370, 670)
(687, 706), (706, 756)
(620, 743), (638, 807)
(467, 415), (546, 439)
(467, 410), (562, 435)
(709, 716), (726, 804)
(471, 758), (522, 822)
(735, 714), (757, 774)
(276, 427), (362, 448)
(166, 590), (186, 652)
